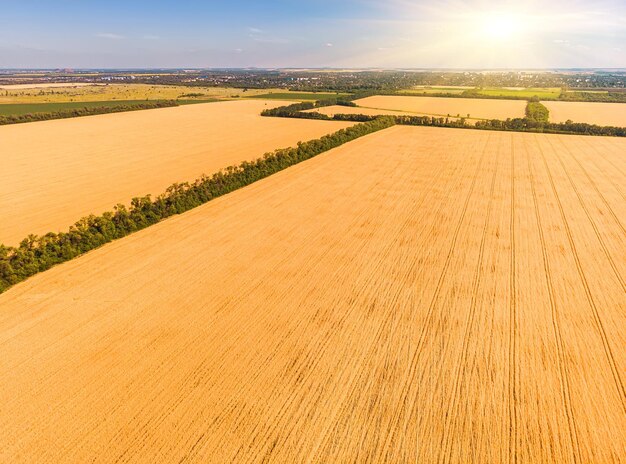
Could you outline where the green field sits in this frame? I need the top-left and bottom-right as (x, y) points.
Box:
(406, 87), (466, 94)
(474, 88), (561, 99)
(0, 99), (213, 117)
(251, 92), (349, 101)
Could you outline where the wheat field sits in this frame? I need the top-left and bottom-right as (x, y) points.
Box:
(354, 95), (527, 120)
(0, 100), (351, 244)
(543, 101), (626, 127)
(0, 126), (624, 462)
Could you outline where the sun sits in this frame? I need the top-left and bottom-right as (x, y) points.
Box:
(481, 12), (522, 41)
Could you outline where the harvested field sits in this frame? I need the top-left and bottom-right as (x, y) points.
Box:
(1, 126), (624, 463)
(0, 83), (94, 90)
(355, 95), (527, 120)
(543, 101), (626, 127)
(0, 99), (352, 244)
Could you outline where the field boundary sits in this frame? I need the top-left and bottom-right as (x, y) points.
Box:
(0, 117), (395, 293)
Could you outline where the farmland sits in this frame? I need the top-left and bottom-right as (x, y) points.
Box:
(0, 83), (291, 105)
(543, 101), (626, 127)
(0, 99), (352, 245)
(355, 95), (527, 120)
(0, 126), (624, 462)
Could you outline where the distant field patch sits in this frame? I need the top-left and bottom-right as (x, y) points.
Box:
(0, 83), (94, 90)
(405, 87), (465, 94)
(543, 101), (626, 127)
(474, 87), (561, 99)
(406, 86), (561, 99)
(251, 92), (348, 101)
(0, 83), (282, 105)
(354, 95), (526, 120)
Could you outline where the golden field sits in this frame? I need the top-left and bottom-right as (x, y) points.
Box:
(0, 126), (624, 463)
(305, 105), (427, 117)
(0, 83), (94, 90)
(543, 101), (626, 127)
(355, 95), (527, 120)
(0, 100), (352, 244)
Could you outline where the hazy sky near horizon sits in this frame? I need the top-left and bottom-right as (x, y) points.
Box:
(1, 0), (624, 69)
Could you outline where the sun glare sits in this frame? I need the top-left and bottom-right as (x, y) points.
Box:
(481, 13), (522, 41)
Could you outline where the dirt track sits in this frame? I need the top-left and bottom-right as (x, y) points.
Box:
(0, 100), (351, 244)
(0, 126), (624, 462)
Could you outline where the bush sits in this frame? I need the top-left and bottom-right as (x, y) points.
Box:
(525, 101), (550, 123)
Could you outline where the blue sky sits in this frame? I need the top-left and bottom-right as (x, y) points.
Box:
(1, 0), (624, 68)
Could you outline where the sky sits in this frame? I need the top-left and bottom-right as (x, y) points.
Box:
(0, 0), (624, 69)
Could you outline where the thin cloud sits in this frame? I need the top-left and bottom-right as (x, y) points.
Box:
(96, 33), (125, 40)
(251, 36), (289, 44)
(143, 34), (159, 40)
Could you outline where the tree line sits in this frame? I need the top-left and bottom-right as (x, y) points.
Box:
(474, 117), (626, 137)
(0, 100), (179, 126)
(0, 116), (395, 294)
(557, 90), (626, 104)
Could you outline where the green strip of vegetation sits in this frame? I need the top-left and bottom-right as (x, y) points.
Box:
(0, 100), (179, 125)
(0, 100), (177, 116)
(558, 90), (626, 103)
(473, 88), (561, 99)
(0, 117), (395, 294)
(525, 99), (550, 123)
